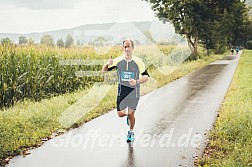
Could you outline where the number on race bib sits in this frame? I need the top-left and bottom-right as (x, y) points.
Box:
(121, 71), (135, 81)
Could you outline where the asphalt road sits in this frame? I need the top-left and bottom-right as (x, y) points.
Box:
(6, 52), (241, 167)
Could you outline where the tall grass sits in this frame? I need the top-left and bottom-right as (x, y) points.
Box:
(0, 44), (114, 108)
(198, 50), (252, 167)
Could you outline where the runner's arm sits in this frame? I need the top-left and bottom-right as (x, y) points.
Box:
(102, 63), (109, 73)
(136, 75), (149, 84)
(129, 70), (149, 86)
(102, 57), (114, 73)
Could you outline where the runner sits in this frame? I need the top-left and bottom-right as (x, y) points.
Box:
(102, 39), (149, 142)
(236, 46), (239, 54)
(231, 46), (234, 55)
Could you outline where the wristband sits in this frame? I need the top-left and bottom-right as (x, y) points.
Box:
(136, 80), (140, 85)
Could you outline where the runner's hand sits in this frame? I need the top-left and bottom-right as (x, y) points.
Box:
(129, 79), (137, 86)
(107, 56), (113, 66)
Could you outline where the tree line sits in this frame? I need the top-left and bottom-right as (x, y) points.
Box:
(0, 35), (117, 48)
(0, 34), (76, 48)
(144, 0), (252, 58)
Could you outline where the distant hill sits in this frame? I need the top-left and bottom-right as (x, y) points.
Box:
(0, 21), (184, 45)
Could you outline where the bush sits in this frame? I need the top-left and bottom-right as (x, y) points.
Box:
(246, 40), (252, 49)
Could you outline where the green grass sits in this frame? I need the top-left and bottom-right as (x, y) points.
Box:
(198, 50), (252, 167)
(0, 48), (223, 165)
(0, 44), (108, 108)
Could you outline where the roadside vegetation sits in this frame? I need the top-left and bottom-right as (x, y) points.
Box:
(198, 50), (252, 167)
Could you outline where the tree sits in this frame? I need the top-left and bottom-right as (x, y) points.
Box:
(57, 38), (65, 48)
(94, 36), (106, 47)
(40, 34), (54, 46)
(65, 34), (74, 48)
(18, 36), (28, 45)
(144, 0), (207, 58)
(1, 37), (12, 45)
(76, 40), (81, 46)
(144, 0), (251, 57)
(246, 40), (252, 49)
(208, 0), (252, 52)
(228, 1), (252, 46)
(28, 38), (35, 45)
(199, 0), (252, 54)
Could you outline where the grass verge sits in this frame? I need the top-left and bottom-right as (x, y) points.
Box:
(0, 53), (223, 165)
(197, 50), (252, 167)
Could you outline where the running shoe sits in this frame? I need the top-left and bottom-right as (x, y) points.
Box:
(127, 131), (134, 142)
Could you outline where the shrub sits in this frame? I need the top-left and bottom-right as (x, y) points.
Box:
(246, 40), (252, 49)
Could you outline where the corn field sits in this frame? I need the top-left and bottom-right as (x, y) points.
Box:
(0, 44), (121, 108)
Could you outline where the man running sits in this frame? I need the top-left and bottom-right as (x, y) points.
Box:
(231, 46), (234, 55)
(102, 40), (149, 142)
(236, 46), (239, 54)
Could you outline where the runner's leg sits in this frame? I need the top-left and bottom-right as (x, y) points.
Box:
(128, 108), (135, 130)
(117, 96), (127, 117)
(127, 98), (139, 130)
(117, 110), (127, 117)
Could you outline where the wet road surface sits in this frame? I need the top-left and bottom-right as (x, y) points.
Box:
(6, 53), (241, 167)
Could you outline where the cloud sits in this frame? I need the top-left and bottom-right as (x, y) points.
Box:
(0, 0), (156, 33)
(0, 0), (82, 9)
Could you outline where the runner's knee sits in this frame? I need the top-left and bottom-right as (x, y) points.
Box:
(117, 110), (126, 117)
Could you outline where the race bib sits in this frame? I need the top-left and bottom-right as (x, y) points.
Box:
(121, 71), (135, 81)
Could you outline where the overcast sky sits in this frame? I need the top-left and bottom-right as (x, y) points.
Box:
(0, 0), (156, 34)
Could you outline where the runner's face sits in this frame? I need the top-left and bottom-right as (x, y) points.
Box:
(123, 41), (133, 56)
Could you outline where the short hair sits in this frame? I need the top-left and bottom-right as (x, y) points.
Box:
(123, 40), (134, 48)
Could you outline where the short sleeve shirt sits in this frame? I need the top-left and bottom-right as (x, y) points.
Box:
(108, 55), (149, 98)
